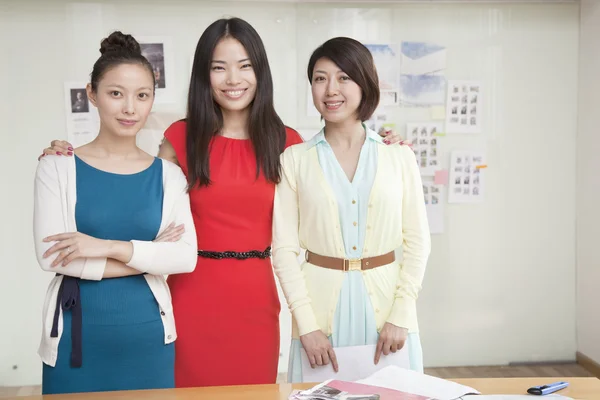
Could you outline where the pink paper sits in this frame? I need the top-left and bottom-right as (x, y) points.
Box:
(434, 169), (449, 185)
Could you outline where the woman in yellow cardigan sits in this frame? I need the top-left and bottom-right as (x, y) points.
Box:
(272, 37), (431, 383)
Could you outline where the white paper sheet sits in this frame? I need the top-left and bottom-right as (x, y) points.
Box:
(399, 41), (447, 107)
(445, 80), (483, 134)
(448, 151), (486, 204)
(423, 181), (444, 234)
(300, 344), (410, 383)
(364, 44), (401, 92)
(356, 366), (480, 400)
(64, 82), (100, 148)
(460, 396), (571, 400)
(407, 122), (443, 176)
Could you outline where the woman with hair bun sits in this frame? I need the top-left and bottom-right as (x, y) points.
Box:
(33, 31), (197, 394)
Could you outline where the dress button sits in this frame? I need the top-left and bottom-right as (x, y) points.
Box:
(375, 309), (380, 313)
(160, 311), (166, 316)
(352, 246), (357, 250)
(367, 225), (371, 230)
(167, 335), (172, 340)
(352, 200), (356, 204)
(353, 221), (357, 226)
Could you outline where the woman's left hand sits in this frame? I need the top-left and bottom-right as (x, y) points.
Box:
(43, 232), (110, 267)
(374, 322), (408, 364)
(378, 127), (410, 147)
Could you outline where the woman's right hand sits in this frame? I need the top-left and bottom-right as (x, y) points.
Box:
(299, 330), (339, 372)
(154, 223), (185, 242)
(38, 140), (74, 160)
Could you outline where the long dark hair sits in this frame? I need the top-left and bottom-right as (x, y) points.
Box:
(186, 17), (286, 188)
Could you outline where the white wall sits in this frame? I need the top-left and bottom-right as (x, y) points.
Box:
(576, 0), (600, 366)
(0, 0), (580, 386)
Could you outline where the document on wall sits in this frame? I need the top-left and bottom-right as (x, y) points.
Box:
(364, 44), (401, 103)
(448, 151), (486, 203)
(64, 82), (99, 148)
(407, 122), (443, 176)
(423, 181), (444, 234)
(445, 80), (483, 134)
(399, 41), (447, 107)
(138, 36), (176, 105)
(300, 344), (410, 383)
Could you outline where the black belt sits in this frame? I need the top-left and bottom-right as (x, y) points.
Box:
(50, 276), (82, 368)
(197, 246), (271, 260)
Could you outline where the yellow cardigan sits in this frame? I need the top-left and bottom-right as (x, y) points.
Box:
(272, 137), (431, 339)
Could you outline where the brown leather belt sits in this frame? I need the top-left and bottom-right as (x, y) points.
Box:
(305, 250), (395, 272)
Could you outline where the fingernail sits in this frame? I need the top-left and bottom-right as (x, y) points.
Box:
(68, 147), (73, 151)
(67, 152), (73, 156)
(384, 140), (390, 145)
(56, 152), (62, 155)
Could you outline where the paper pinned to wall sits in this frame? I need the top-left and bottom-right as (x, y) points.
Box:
(407, 122), (443, 176)
(423, 181), (444, 234)
(364, 44), (401, 94)
(64, 82), (99, 148)
(138, 36), (176, 104)
(448, 151), (486, 203)
(434, 169), (449, 185)
(445, 80), (483, 133)
(399, 41), (447, 107)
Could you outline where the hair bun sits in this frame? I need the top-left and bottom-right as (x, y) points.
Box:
(100, 31), (141, 56)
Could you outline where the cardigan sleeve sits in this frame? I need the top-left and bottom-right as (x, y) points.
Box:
(387, 146), (431, 330)
(272, 148), (321, 336)
(125, 161), (197, 275)
(33, 157), (106, 280)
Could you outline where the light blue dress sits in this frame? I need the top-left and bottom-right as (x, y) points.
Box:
(287, 128), (424, 383)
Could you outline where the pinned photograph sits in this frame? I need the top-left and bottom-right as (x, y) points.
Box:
(432, 195), (439, 204)
(449, 150), (485, 203)
(138, 36), (175, 104)
(140, 43), (166, 89)
(70, 88), (89, 113)
(445, 80), (482, 134)
(407, 122), (442, 176)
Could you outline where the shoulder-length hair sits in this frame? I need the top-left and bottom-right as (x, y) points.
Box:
(307, 37), (380, 122)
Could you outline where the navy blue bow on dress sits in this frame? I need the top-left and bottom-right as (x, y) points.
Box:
(50, 276), (82, 368)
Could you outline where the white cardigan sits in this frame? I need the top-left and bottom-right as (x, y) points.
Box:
(33, 155), (197, 367)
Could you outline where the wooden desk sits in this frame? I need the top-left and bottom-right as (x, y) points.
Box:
(19, 377), (600, 400)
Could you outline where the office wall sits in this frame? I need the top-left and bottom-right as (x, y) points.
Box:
(0, 0), (579, 386)
(576, 0), (600, 366)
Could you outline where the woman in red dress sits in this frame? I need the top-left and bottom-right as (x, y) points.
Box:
(39, 17), (405, 387)
(158, 19), (302, 387)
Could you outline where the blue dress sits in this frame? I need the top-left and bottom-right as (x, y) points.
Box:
(42, 156), (174, 394)
(287, 128), (424, 383)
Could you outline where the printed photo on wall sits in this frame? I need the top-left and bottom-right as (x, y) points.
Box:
(64, 82), (100, 148)
(448, 150), (486, 203)
(445, 80), (483, 134)
(407, 122), (443, 176)
(138, 36), (176, 104)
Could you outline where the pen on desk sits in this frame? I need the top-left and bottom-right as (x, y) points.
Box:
(527, 381), (569, 395)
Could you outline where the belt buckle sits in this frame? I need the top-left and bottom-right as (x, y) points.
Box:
(344, 259), (362, 272)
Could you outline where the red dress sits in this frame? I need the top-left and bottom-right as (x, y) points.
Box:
(164, 121), (303, 387)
